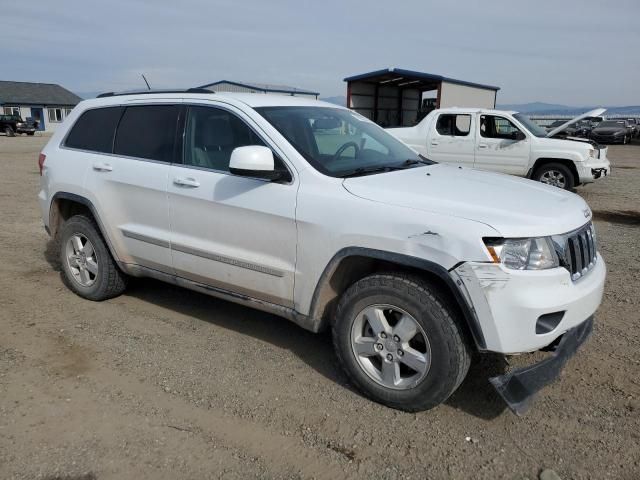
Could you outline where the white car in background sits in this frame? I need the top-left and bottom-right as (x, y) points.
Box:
(387, 108), (610, 189)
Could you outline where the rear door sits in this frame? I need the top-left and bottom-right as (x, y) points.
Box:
(426, 112), (475, 167)
(167, 103), (297, 307)
(82, 103), (179, 272)
(473, 114), (531, 176)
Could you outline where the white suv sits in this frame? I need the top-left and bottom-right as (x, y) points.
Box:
(38, 90), (606, 414)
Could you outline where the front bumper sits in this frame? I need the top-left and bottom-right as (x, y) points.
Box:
(578, 151), (611, 184)
(450, 253), (605, 353)
(489, 316), (593, 415)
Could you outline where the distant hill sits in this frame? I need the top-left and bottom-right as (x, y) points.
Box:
(498, 102), (640, 116)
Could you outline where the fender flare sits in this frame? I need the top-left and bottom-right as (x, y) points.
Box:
(50, 192), (121, 263)
(308, 247), (486, 349)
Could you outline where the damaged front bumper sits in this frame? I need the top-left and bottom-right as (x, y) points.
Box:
(489, 316), (593, 415)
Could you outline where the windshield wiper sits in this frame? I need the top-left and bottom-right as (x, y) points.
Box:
(339, 165), (405, 178)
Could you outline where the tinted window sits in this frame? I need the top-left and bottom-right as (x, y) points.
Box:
(65, 107), (124, 153)
(436, 114), (471, 136)
(114, 105), (179, 162)
(184, 106), (268, 172)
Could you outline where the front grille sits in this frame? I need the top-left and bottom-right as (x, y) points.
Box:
(553, 222), (597, 281)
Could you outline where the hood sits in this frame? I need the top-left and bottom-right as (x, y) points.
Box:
(342, 165), (591, 238)
(545, 108), (606, 137)
(592, 125), (627, 134)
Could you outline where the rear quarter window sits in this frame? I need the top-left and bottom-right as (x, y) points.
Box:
(64, 107), (124, 153)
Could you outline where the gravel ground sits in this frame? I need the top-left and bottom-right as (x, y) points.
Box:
(0, 134), (638, 480)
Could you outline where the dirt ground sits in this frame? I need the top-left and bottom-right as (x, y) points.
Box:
(0, 133), (638, 480)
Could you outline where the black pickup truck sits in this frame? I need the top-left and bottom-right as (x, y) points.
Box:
(0, 114), (37, 136)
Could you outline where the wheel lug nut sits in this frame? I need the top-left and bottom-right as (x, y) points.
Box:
(386, 354), (393, 361)
(380, 332), (387, 339)
(397, 349), (404, 356)
(375, 343), (383, 351)
(393, 335), (400, 342)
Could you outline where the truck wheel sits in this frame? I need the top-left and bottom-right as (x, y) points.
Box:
(27, 132), (34, 136)
(59, 215), (127, 301)
(4, 126), (15, 137)
(533, 163), (575, 190)
(332, 273), (471, 412)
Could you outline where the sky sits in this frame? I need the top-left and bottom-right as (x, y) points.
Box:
(2, 0), (638, 106)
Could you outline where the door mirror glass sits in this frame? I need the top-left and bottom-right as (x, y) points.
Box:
(229, 145), (281, 180)
(511, 130), (526, 141)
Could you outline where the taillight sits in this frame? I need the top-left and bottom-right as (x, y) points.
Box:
(38, 153), (46, 176)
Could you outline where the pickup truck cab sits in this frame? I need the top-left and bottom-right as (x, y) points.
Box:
(38, 91), (605, 414)
(387, 107), (611, 189)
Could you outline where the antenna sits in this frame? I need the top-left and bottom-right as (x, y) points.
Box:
(141, 74), (151, 91)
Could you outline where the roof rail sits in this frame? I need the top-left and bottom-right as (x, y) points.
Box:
(96, 87), (212, 98)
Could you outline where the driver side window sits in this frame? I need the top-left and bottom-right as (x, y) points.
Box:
(480, 115), (521, 140)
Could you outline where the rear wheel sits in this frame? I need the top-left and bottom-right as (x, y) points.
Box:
(59, 215), (127, 301)
(332, 273), (471, 412)
(27, 131), (34, 136)
(533, 162), (575, 190)
(4, 126), (15, 137)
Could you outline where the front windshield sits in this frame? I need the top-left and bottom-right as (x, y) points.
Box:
(598, 121), (624, 128)
(256, 106), (431, 177)
(513, 113), (548, 137)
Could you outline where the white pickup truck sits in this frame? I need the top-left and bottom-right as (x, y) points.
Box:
(387, 108), (611, 189)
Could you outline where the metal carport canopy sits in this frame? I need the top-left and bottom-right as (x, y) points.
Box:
(343, 68), (500, 92)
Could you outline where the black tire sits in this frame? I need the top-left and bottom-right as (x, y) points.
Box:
(59, 215), (127, 301)
(532, 162), (575, 190)
(5, 126), (15, 137)
(27, 131), (34, 136)
(332, 273), (471, 412)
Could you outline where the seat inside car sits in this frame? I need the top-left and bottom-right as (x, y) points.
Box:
(192, 116), (235, 171)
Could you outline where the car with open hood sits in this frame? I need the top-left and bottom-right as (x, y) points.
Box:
(38, 90), (605, 415)
(387, 108), (610, 190)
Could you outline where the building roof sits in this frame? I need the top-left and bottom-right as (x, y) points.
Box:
(344, 68), (500, 91)
(198, 80), (320, 96)
(0, 80), (82, 106)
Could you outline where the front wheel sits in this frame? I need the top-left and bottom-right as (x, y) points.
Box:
(533, 162), (575, 190)
(4, 126), (15, 137)
(332, 273), (471, 412)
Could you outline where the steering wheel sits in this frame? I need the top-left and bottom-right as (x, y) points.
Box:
(333, 141), (360, 161)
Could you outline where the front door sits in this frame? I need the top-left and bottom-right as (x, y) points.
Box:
(473, 115), (531, 176)
(426, 112), (475, 167)
(168, 104), (297, 307)
(31, 107), (45, 130)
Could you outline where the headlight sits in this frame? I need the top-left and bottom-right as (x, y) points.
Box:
(484, 237), (559, 270)
(588, 148), (596, 158)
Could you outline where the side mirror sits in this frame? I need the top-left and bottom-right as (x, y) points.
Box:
(511, 130), (526, 141)
(229, 146), (282, 180)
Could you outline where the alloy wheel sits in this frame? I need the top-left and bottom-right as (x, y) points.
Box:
(350, 304), (431, 390)
(65, 233), (99, 287)
(540, 170), (566, 188)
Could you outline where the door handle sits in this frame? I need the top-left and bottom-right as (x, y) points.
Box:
(93, 162), (113, 172)
(430, 141), (439, 146)
(478, 144), (488, 149)
(173, 177), (200, 188)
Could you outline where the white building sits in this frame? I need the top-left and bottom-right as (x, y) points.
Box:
(199, 80), (319, 99)
(0, 80), (82, 133)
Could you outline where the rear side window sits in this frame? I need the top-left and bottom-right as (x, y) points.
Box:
(114, 105), (180, 162)
(65, 107), (124, 153)
(435, 114), (471, 136)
